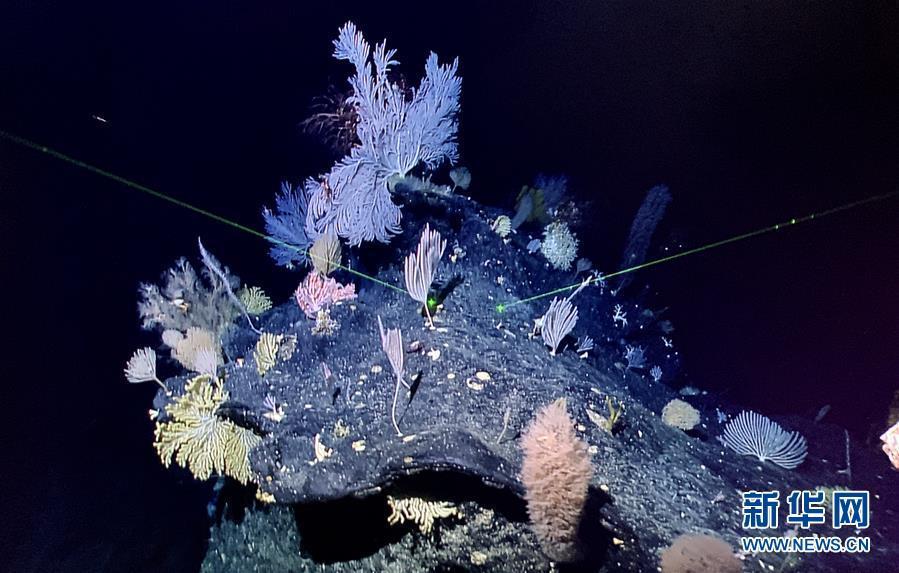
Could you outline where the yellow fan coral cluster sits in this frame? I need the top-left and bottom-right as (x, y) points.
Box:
(153, 374), (261, 484)
(386, 495), (459, 535)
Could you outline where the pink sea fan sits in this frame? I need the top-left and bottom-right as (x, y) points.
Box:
(294, 271), (356, 318)
(520, 398), (592, 562)
(881, 421), (899, 470)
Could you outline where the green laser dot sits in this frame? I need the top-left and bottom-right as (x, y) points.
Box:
(496, 304), (505, 313)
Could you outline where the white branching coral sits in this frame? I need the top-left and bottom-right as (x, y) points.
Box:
(612, 304), (628, 327)
(540, 221), (578, 270)
(138, 256), (241, 340)
(153, 375), (262, 484)
(387, 495), (459, 535)
(624, 345), (646, 369)
(306, 22), (462, 245)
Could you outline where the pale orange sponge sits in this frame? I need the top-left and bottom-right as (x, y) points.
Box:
(660, 533), (741, 573)
(520, 398), (592, 562)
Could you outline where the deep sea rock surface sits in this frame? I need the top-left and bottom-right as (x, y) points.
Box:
(154, 190), (898, 572)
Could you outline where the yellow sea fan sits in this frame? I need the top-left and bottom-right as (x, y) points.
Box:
(309, 233), (342, 276)
(153, 375), (262, 484)
(254, 332), (282, 376)
(239, 286), (273, 315)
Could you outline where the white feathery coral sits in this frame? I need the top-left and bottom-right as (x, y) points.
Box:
(541, 297), (578, 356)
(719, 410), (808, 469)
(124, 347), (166, 391)
(193, 346), (221, 379)
(404, 223), (447, 328)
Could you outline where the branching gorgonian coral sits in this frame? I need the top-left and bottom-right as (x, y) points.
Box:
(404, 223), (447, 328)
(305, 22), (462, 245)
(138, 256), (241, 341)
(263, 181), (313, 269)
(294, 271), (357, 319)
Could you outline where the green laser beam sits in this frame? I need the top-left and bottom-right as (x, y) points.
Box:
(502, 188), (899, 310)
(0, 129), (408, 296)
(5, 129), (895, 311)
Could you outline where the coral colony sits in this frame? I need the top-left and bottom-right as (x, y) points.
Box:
(123, 21), (898, 572)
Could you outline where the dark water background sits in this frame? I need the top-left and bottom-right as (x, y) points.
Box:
(1, 1), (896, 571)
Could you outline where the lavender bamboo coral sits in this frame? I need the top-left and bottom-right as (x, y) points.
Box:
(306, 22), (462, 245)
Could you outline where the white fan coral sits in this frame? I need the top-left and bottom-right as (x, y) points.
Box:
(719, 410), (808, 469)
(404, 223), (447, 328)
(124, 347), (166, 391)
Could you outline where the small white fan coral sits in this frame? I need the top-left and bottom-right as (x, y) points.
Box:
(124, 347), (166, 391)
